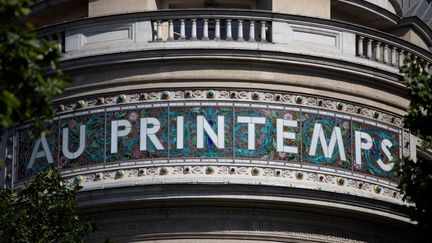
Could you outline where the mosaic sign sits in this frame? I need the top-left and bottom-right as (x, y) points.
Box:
(16, 102), (401, 181)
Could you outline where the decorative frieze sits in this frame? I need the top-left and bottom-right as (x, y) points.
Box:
(65, 164), (403, 204)
(56, 89), (404, 128)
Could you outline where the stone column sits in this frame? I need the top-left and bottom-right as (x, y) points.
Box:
(168, 20), (174, 40)
(57, 32), (64, 52)
(249, 20), (255, 42)
(383, 44), (389, 64)
(215, 19), (220, 40)
(156, 20), (162, 41)
(366, 39), (373, 59)
(391, 47), (397, 66)
(399, 50), (406, 67)
(260, 21), (266, 42)
(203, 19), (209, 40)
(375, 41), (382, 61)
(191, 19), (197, 40)
(357, 36), (364, 57)
(226, 19), (232, 40)
(180, 19), (186, 40)
(238, 20), (244, 41)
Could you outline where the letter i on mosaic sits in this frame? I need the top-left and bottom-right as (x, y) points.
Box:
(176, 116), (184, 149)
(197, 116), (225, 149)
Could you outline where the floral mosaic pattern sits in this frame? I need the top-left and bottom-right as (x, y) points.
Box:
(170, 106), (233, 158)
(14, 102), (402, 181)
(234, 108), (275, 160)
(59, 113), (105, 169)
(106, 108), (168, 163)
(270, 110), (301, 162)
(352, 122), (399, 179)
(17, 122), (58, 181)
(301, 113), (351, 170)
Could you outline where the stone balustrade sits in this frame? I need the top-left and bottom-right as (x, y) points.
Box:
(356, 34), (425, 68)
(36, 10), (432, 75)
(152, 18), (270, 42)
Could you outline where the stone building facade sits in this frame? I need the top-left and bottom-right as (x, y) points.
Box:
(2, 0), (432, 242)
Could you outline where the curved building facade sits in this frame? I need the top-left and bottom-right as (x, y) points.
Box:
(2, 0), (432, 242)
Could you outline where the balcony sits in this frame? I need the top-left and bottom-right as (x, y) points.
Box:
(37, 9), (432, 80)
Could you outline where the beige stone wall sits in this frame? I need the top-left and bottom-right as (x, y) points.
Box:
(88, 0), (158, 17)
(88, 0), (331, 18)
(403, 29), (429, 50)
(159, 0), (257, 9)
(61, 60), (409, 115)
(272, 0), (331, 19)
(390, 27), (430, 50)
(89, 0), (260, 15)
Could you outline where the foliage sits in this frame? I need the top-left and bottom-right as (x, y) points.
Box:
(0, 1), (95, 242)
(0, 168), (96, 242)
(397, 56), (432, 237)
(0, 0), (68, 137)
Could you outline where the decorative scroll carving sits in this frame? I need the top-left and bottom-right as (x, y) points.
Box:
(192, 90), (205, 98)
(56, 89), (403, 127)
(65, 164), (403, 204)
(262, 92), (274, 101)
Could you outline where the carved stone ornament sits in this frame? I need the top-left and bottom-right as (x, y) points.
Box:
(55, 89), (404, 128)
